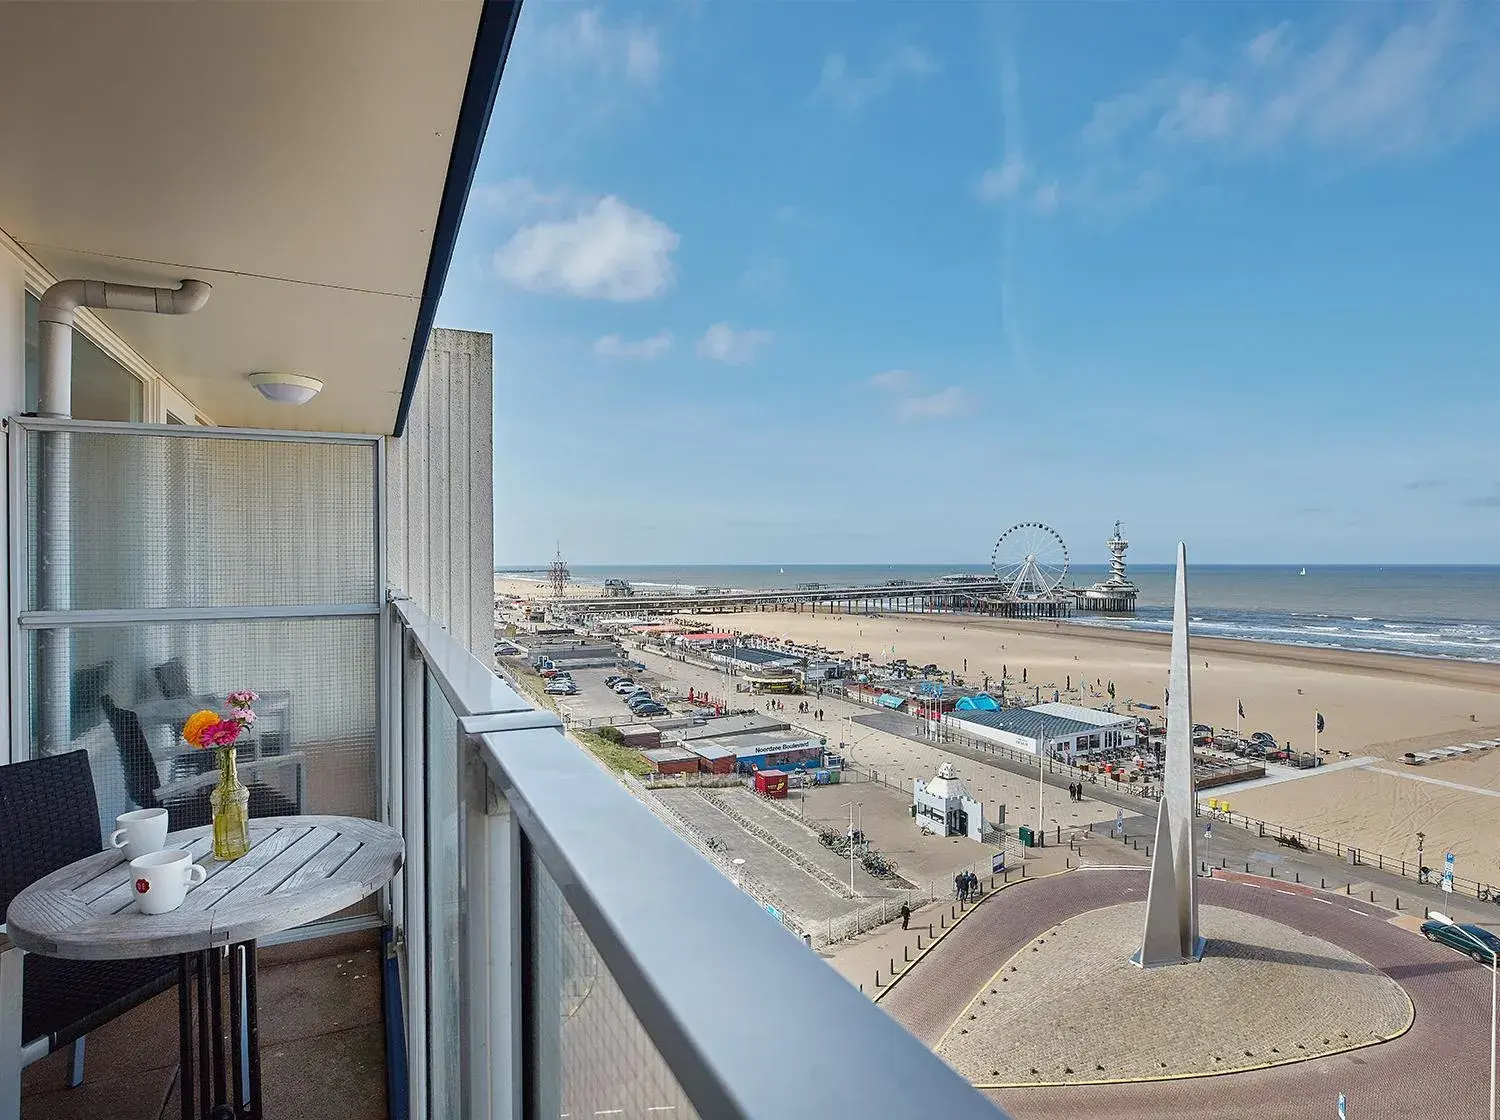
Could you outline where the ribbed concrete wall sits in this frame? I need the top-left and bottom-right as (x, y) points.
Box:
(385, 327), (493, 661)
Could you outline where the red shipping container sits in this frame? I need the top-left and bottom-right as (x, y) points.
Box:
(753, 769), (789, 799)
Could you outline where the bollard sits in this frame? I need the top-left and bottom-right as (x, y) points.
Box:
(1245, 862), (1250, 873)
(1345, 882), (1351, 895)
(1395, 897), (1401, 911)
(952, 905), (957, 920)
(917, 935), (923, 949)
(1221, 857), (1227, 869)
(890, 957), (895, 975)
(1270, 866), (1275, 879)
(1321, 878), (1326, 889)
(929, 924), (933, 937)
(1370, 890), (1375, 903)
(905, 946), (910, 962)
(1295, 872), (1300, 884)
(875, 971), (882, 987)
(1146, 844), (1151, 858)
(941, 913), (947, 928)
(1022, 864), (1027, 878)
(1066, 857), (1071, 868)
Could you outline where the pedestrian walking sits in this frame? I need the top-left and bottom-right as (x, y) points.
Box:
(900, 902), (910, 930)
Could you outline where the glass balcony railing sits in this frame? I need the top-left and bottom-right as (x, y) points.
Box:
(386, 595), (1007, 1119)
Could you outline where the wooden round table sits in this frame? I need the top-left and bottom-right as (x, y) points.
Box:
(5, 815), (403, 1120)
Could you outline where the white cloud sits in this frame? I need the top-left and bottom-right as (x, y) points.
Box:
(546, 8), (661, 85)
(593, 331), (673, 359)
(975, 157), (1028, 203)
(1036, 7), (1500, 220)
(867, 370), (972, 420)
(1092, 8), (1500, 162)
(868, 369), (918, 392)
(696, 323), (772, 365)
(471, 178), (577, 218)
(1245, 21), (1292, 67)
(494, 196), (679, 301)
(898, 387), (970, 420)
(815, 45), (938, 111)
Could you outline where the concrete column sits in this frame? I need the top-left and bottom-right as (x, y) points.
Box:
(385, 328), (494, 660)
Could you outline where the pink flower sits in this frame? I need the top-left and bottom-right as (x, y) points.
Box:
(199, 719), (242, 747)
(226, 690), (259, 708)
(234, 708), (257, 726)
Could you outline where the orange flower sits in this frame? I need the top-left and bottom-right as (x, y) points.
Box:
(182, 709), (221, 748)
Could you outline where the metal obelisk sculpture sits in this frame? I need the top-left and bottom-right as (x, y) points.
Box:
(1134, 542), (1205, 967)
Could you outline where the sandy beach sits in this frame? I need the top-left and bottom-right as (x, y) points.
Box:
(495, 575), (1500, 873)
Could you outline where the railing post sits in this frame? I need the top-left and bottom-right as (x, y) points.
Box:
(459, 743), (524, 1120)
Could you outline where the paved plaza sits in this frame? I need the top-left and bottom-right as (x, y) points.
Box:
(880, 868), (1492, 1119)
(938, 901), (1411, 1084)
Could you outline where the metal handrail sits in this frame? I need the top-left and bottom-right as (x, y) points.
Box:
(477, 722), (1004, 1119)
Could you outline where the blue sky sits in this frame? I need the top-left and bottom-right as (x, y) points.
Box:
(438, 1), (1500, 566)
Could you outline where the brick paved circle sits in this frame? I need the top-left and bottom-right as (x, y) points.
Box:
(936, 902), (1411, 1084)
(881, 869), (1492, 1120)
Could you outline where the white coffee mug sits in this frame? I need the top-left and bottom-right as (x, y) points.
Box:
(130, 849), (206, 915)
(110, 808), (169, 862)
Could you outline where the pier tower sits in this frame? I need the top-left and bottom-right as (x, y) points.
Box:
(1073, 521), (1139, 614)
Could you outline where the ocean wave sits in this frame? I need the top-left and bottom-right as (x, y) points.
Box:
(1075, 611), (1500, 663)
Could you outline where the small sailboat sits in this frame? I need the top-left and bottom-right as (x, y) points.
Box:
(1298, 567), (1307, 577)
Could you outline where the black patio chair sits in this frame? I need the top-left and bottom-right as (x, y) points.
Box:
(100, 696), (304, 833)
(0, 750), (178, 1104)
(152, 657), (192, 699)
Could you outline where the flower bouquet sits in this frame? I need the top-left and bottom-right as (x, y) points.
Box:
(183, 690), (258, 860)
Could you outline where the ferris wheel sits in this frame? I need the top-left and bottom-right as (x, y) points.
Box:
(991, 522), (1069, 599)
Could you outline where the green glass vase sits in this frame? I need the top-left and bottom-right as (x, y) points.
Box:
(210, 746), (251, 860)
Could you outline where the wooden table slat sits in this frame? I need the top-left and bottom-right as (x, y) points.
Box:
(178, 826), (316, 913)
(2, 816), (403, 959)
(273, 834), (364, 895)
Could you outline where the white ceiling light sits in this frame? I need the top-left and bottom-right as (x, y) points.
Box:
(248, 372), (323, 405)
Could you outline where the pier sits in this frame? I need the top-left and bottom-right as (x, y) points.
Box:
(554, 579), (1074, 618)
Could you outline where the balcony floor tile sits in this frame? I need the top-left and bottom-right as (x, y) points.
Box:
(21, 930), (388, 1120)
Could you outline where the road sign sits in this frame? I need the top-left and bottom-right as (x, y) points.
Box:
(1114, 809), (1124, 837)
(1442, 851), (1455, 893)
(1204, 820), (1213, 839)
(992, 851), (1006, 874)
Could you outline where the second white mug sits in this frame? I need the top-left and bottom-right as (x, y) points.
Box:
(130, 849), (206, 915)
(110, 808), (169, 862)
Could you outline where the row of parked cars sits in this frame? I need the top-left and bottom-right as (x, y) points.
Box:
(605, 674), (669, 718)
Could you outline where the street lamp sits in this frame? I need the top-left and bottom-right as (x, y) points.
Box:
(841, 800), (863, 896)
(1430, 910), (1496, 1120)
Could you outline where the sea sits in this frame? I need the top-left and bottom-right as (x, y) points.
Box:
(497, 564), (1500, 665)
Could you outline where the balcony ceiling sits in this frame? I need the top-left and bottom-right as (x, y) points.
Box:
(0, 1), (509, 434)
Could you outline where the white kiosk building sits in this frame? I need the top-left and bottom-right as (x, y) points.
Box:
(913, 763), (985, 841)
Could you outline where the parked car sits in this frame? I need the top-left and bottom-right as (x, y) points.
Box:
(1420, 920), (1500, 963)
(604, 675), (625, 687)
(1192, 724), (1213, 736)
(627, 694), (656, 709)
(633, 703), (668, 717)
(1251, 731), (1277, 745)
(611, 680), (638, 694)
(545, 683), (577, 696)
